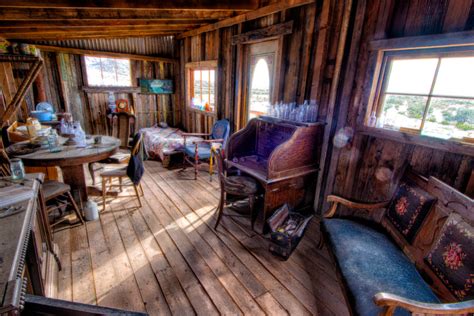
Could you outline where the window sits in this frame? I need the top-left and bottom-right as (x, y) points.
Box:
(186, 61), (217, 113)
(84, 56), (132, 87)
(249, 57), (272, 119)
(371, 49), (474, 141)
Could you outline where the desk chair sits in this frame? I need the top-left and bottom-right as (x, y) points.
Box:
(213, 148), (259, 230)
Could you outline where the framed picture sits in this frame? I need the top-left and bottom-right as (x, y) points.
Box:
(140, 79), (173, 94)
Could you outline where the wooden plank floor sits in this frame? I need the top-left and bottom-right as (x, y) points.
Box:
(54, 161), (350, 316)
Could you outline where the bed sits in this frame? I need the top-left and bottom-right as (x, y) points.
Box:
(140, 126), (203, 167)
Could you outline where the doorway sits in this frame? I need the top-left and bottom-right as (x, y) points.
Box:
(245, 40), (279, 121)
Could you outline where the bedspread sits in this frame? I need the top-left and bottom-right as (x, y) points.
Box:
(140, 127), (203, 161)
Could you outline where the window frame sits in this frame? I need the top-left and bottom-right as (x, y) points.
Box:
(185, 60), (218, 115)
(366, 45), (474, 147)
(83, 55), (133, 88)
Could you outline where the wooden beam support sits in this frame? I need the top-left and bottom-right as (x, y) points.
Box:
(0, 8), (247, 21)
(34, 44), (177, 64)
(231, 21), (293, 45)
(1, 58), (43, 126)
(5, 31), (178, 41)
(177, 0), (315, 39)
(0, 0), (258, 10)
(0, 20), (212, 28)
(0, 25), (196, 34)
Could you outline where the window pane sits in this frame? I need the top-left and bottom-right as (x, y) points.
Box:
(249, 58), (271, 119)
(101, 58), (116, 85)
(386, 58), (438, 94)
(193, 70), (202, 107)
(433, 57), (474, 98)
(381, 94), (428, 130)
(423, 97), (474, 139)
(84, 56), (103, 86)
(84, 56), (131, 87)
(210, 70), (215, 108)
(201, 70), (210, 105)
(115, 59), (131, 86)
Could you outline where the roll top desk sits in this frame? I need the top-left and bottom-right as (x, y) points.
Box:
(226, 117), (324, 232)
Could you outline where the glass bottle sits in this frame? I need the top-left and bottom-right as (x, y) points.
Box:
(10, 159), (25, 180)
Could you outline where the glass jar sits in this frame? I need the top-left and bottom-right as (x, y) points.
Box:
(10, 159), (25, 180)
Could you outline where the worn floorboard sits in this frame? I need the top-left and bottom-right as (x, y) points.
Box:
(54, 161), (350, 315)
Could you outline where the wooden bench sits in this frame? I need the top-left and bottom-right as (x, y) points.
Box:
(321, 169), (474, 315)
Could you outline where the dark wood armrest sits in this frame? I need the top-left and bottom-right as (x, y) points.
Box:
(374, 292), (474, 315)
(194, 138), (224, 144)
(324, 195), (390, 218)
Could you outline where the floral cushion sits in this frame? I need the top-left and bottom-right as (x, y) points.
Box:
(386, 179), (436, 242)
(425, 213), (473, 301)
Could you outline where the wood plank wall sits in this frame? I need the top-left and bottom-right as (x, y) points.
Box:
(177, 1), (348, 135)
(0, 37), (177, 136)
(38, 52), (177, 135)
(322, 0), (474, 209)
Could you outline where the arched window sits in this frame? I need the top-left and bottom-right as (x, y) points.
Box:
(249, 57), (271, 119)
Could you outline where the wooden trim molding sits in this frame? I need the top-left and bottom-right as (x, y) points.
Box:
(369, 30), (474, 51)
(184, 60), (218, 69)
(34, 44), (177, 64)
(231, 21), (293, 45)
(358, 126), (474, 157)
(177, 0), (314, 39)
(82, 86), (141, 93)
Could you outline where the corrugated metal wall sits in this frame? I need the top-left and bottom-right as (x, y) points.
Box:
(31, 36), (175, 57)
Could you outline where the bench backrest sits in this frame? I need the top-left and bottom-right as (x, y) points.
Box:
(380, 171), (473, 302)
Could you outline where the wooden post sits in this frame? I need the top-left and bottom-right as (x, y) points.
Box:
(33, 72), (47, 104)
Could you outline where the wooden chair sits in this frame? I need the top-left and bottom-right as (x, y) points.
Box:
(0, 149), (84, 231)
(100, 133), (144, 212)
(112, 112), (136, 149)
(213, 148), (259, 230)
(182, 119), (230, 180)
(88, 112), (136, 185)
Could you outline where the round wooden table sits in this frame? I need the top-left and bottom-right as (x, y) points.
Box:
(16, 135), (120, 203)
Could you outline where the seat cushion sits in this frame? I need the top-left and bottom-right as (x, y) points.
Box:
(103, 149), (131, 163)
(43, 180), (71, 200)
(425, 213), (474, 301)
(323, 218), (439, 316)
(101, 166), (127, 177)
(386, 178), (436, 242)
(183, 143), (212, 159)
(225, 176), (258, 195)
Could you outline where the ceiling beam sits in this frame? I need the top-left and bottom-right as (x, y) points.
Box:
(0, 25), (196, 35)
(0, 20), (213, 28)
(0, 8), (246, 20)
(35, 44), (176, 63)
(177, 0), (315, 39)
(5, 31), (179, 41)
(0, 0), (258, 10)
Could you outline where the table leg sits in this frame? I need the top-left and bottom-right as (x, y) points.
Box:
(61, 164), (88, 204)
